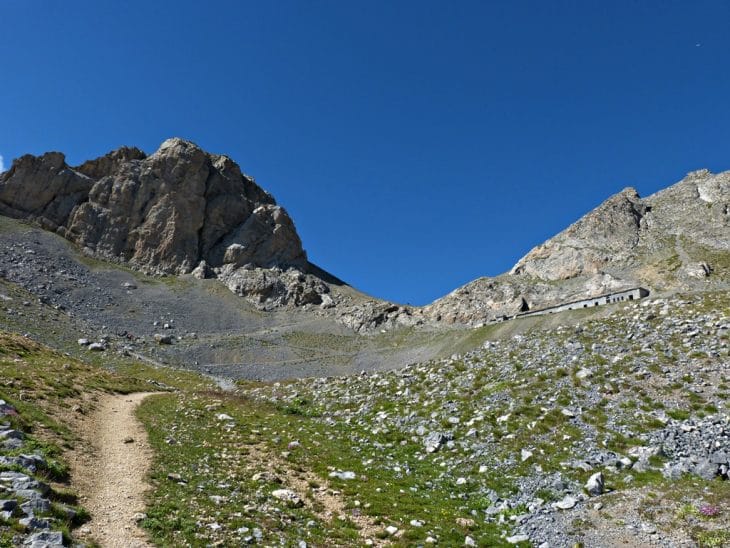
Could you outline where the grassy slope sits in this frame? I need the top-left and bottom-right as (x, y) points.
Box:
(1, 270), (728, 546)
(130, 291), (729, 547)
(0, 331), (212, 546)
(235, 292), (730, 546)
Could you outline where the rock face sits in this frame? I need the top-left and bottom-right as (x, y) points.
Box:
(222, 265), (330, 308)
(0, 138), (320, 309)
(0, 138), (306, 274)
(511, 171), (730, 282)
(511, 187), (649, 280)
(0, 152), (95, 232)
(426, 169), (730, 325)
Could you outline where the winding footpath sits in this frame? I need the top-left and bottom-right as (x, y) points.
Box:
(69, 392), (157, 548)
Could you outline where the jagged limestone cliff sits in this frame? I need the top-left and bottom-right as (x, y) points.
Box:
(0, 138), (340, 309)
(0, 138), (306, 273)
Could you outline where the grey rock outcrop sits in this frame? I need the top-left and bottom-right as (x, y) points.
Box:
(0, 138), (324, 311)
(0, 138), (306, 275)
(221, 265), (330, 309)
(511, 187), (649, 280)
(511, 170), (729, 284)
(0, 401), (64, 547)
(0, 152), (94, 231)
(426, 169), (729, 325)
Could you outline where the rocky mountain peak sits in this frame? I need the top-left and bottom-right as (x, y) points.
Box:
(511, 186), (649, 281)
(427, 168), (729, 327)
(0, 137), (309, 280)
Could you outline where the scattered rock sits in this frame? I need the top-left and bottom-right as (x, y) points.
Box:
(328, 470), (356, 480)
(271, 489), (304, 508)
(154, 333), (173, 345)
(424, 432), (448, 453)
(585, 472), (604, 496)
(553, 495), (578, 510)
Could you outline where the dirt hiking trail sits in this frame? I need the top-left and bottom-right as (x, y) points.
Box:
(69, 392), (158, 548)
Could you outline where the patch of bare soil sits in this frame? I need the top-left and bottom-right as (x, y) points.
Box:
(557, 487), (699, 547)
(245, 441), (390, 546)
(68, 392), (158, 548)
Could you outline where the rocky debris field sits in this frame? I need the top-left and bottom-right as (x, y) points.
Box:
(0, 229), (491, 388)
(0, 220), (456, 380)
(240, 292), (729, 546)
(0, 399), (77, 547)
(0, 222), (275, 341)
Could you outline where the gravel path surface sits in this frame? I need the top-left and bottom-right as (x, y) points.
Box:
(70, 393), (158, 548)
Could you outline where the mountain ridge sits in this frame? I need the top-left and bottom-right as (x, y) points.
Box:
(1, 138), (728, 331)
(425, 168), (729, 325)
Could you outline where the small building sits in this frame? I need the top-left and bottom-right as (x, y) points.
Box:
(516, 287), (649, 318)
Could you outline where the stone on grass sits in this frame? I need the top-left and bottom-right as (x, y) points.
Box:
(252, 471), (282, 484)
(272, 488), (304, 508)
(24, 530), (64, 547)
(585, 471), (604, 496)
(553, 495), (577, 510)
(424, 432), (447, 453)
(329, 470), (356, 480)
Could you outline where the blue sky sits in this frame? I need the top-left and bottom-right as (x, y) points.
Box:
(1, 1), (729, 305)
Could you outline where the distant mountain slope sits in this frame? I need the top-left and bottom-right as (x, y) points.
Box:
(426, 168), (729, 324)
(512, 169), (729, 281)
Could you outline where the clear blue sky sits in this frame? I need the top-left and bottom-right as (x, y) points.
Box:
(1, 1), (729, 305)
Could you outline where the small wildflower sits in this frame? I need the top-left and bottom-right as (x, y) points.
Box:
(698, 503), (720, 517)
